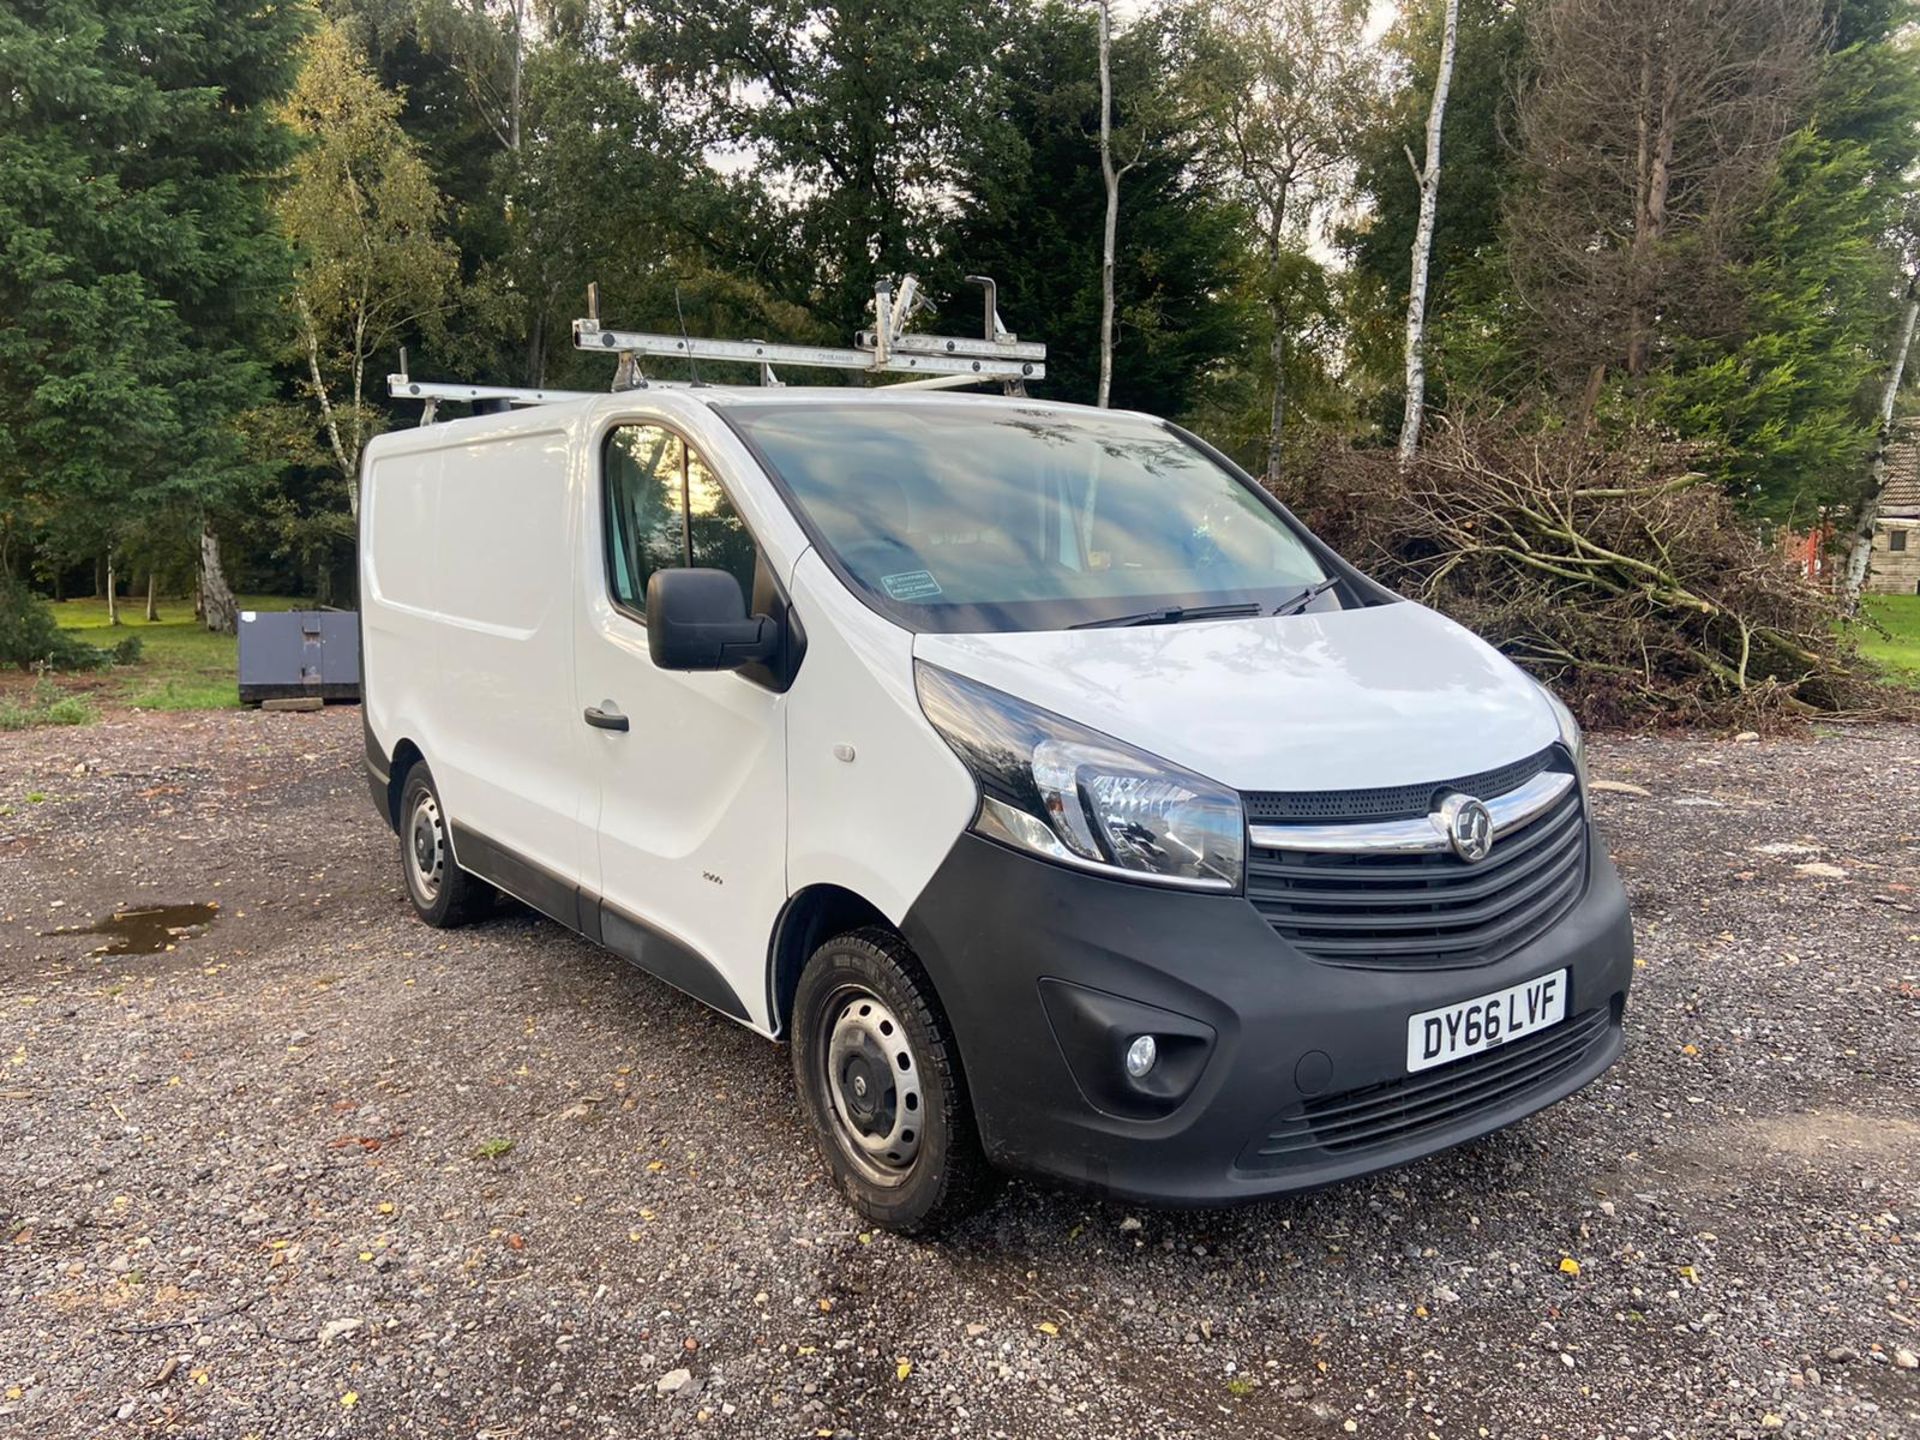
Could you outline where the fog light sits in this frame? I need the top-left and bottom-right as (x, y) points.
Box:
(1124, 1034), (1158, 1079)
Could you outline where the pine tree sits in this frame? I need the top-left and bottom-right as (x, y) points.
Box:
(0, 0), (305, 623)
(1646, 130), (1893, 520)
(1644, 0), (1920, 519)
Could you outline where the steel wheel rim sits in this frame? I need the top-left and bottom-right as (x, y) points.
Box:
(406, 790), (446, 904)
(819, 986), (924, 1188)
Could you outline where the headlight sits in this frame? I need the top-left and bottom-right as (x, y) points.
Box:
(915, 661), (1243, 891)
(1539, 684), (1586, 788)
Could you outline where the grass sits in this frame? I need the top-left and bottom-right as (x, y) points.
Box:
(0, 679), (95, 731)
(47, 594), (305, 711)
(1858, 594), (1920, 683)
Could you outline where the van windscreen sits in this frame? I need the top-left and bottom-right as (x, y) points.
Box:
(722, 402), (1328, 633)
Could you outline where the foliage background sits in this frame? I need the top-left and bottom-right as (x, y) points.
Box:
(2, 0), (1917, 721)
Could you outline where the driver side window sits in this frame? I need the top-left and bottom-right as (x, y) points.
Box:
(604, 425), (757, 615)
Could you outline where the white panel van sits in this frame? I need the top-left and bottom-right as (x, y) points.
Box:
(360, 389), (1634, 1232)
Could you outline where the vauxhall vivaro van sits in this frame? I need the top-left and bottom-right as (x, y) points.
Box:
(359, 388), (1634, 1232)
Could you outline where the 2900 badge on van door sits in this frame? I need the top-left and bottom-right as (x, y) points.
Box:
(1407, 970), (1569, 1073)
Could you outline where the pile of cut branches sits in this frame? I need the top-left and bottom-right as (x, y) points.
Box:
(1294, 416), (1899, 728)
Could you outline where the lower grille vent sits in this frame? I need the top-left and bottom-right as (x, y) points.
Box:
(1239, 1009), (1611, 1168)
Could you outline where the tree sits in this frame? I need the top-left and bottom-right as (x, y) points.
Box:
(1398, 0), (1459, 461)
(328, 0), (519, 302)
(1098, 0), (1152, 408)
(0, 0), (303, 629)
(492, 19), (798, 388)
(942, 1), (1247, 415)
(1629, 0), (1920, 518)
(397, 0), (551, 381)
(622, 0), (1015, 336)
(1343, 0), (1527, 435)
(415, 0), (533, 154)
(1505, 0), (1823, 391)
(1643, 127), (1896, 518)
(1179, 0), (1372, 488)
(281, 20), (464, 518)
(1097, 0), (1125, 408)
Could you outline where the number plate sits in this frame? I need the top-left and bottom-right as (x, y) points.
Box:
(1406, 970), (1569, 1073)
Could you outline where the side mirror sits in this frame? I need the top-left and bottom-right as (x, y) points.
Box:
(645, 568), (779, 672)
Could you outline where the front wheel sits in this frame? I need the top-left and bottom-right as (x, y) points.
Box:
(791, 928), (991, 1234)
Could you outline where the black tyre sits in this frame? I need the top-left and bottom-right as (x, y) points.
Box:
(397, 763), (493, 928)
(791, 927), (992, 1234)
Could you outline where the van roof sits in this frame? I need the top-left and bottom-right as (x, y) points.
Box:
(367, 385), (1158, 456)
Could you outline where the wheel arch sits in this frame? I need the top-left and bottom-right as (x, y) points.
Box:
(384, 737), (427, 830)
(767, 883), (894, 1039)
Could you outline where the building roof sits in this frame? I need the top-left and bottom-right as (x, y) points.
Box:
(1886, 417), (1920, 516)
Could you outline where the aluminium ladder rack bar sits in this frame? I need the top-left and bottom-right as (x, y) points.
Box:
(571, 322), (1045, 382)
(385, 375), (738, 421)
(388, 378), (599, 406)
(852, 330), (1045, 362)
(386, 377), (735, 402)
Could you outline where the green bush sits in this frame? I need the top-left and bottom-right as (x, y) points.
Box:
(43, 693), (94, 725)
(0, 577), (111, 671)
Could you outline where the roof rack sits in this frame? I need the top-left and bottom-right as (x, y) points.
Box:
(390, 274), (1044, 424)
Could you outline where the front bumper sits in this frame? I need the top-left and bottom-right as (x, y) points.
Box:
(899, 830), (1634, 1206)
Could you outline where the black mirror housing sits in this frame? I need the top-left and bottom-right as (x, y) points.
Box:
(646, 568), (780, 672)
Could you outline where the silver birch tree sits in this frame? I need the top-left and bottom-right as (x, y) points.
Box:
(1098, 0), (1120, 408)
(1097, 0), (1151, 409)
(280, 21), (461, 518)
(1398, 0), (1460, 463)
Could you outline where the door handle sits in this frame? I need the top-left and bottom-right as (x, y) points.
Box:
(583, 704), (629, 732)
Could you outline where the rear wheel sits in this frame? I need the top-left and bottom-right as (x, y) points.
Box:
(398, 763), (492, 928)
(791, 928), (991, 1234)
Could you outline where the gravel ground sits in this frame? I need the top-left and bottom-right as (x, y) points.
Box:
(0, 707), (1916, 1440)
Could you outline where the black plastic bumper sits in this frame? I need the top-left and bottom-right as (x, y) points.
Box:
(899, 830), (1634, 1206)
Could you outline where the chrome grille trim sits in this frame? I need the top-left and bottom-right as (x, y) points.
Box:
(1245, 765), (1590, 970)
(1247, 770), (1576, 855)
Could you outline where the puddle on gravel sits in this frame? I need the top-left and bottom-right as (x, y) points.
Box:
(44, 902), (220, 957)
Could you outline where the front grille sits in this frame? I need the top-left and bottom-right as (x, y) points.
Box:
(1239, 1008), (1612, 1168)
(1247, 780), (1587, 970)
(1245, 747), (1557, 823)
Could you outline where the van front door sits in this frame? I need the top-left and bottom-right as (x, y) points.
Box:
(573, 421), (787, 1033)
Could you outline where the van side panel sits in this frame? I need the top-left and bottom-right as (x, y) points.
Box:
(361, 444), (443, 799)
(783, 549), (977, 938)
(426, 426), (585, 892)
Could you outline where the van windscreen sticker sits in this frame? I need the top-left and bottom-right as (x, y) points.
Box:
(879, 570), (944, 602)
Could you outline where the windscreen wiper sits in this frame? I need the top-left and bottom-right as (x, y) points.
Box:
(1070, 601), (1264, 630)
(1269, 577), (1341, 618)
